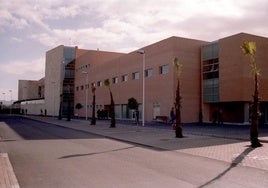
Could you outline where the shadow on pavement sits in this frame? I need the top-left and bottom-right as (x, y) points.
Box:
(0, 115), (103, 140)
(198, 146), (255, 188)
(58, 146), (136, 159)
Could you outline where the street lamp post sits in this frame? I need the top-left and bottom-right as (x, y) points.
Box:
(51, 82), (56, 117)
(82, 71), (88, 120)
(23, 87), (27, 115)
(2, 93), (5, 112)
(67, 85), (71, 121)
(137, 50), (145, 126)
(9, 90), (12, 115)
(2, 93), (6, 101)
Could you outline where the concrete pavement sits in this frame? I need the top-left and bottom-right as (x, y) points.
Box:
(26, 116), (268, 171)
(1, 115), (268, 188)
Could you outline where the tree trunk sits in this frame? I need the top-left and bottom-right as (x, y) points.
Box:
(175, 79), (183, 138)
(250, 74), (262, 147)
(58, 94), (62, 120)
(110, 91), (116, 128)
(67, 93), (71, 121)
(91, 94), (96, 125)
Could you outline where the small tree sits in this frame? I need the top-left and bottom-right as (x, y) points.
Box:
(127, 97), (139, 110)
(127, 97), (139, 124)
(75, 103), (83, 110)
(104, 79), (116, 128)
(91, 83), (96, 125)
(241, 41), (262, 147)
(173, 57), (183, 138)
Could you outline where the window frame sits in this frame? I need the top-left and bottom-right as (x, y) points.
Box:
(122, 74), (128, 82)
(145, 68), (153, 77)
(132, 72), (140, 80)
(159, 65), (169, 74)
(112, 77), (119, 84)
(97, 81), (102, 87)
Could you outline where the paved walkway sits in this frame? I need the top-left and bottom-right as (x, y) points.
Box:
(0, 153), (20, 188)
(27, 116), (268, 171)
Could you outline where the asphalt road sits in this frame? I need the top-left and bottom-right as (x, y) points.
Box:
(0, 115), (268, 188)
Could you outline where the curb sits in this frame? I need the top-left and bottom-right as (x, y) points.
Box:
(0, 153), (20, 188)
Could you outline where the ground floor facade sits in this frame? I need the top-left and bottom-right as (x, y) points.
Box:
(203, 102), (268, 125)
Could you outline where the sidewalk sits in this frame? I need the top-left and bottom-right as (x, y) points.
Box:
(27, 116), (268, 171)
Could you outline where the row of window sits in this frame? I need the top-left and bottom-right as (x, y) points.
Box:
(75, 64), (90, 72)
(76, 64), (169, 91)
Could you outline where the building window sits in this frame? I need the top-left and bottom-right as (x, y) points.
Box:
(145, 68), (153, 77)
(203, 58), (219, 79)
(76, 86), (79, 91)
(38, 86), (42, 98)
(81, 85), (84, 90)
(202, 42), (219, 61)
(97, 81), (102, 87)
(132, 72), (139, 80)
(113, 77), (118, 84)
(159, 65), (169, 74)
(122, 74), (128, 82)
(202, 42), (219, 103)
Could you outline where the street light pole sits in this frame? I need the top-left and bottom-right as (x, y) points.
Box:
(22, 87), (27, 115)
(137, 50), (145, 126)
(9, 90), (12, 115)
(51, 82), (56, 117)
(2, 93), (5, 111)
(82, 71), (88, 120)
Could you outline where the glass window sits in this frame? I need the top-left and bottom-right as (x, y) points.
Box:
(113, 77), (118, 84)
(203, 79), (219, 103)
(63, 47), (76, 65)
(132, 72), (139, 80)
(97, 81), (102, 87)
(145, 68), (153, 77)
(80, 85), (84, 90)
(122, 74), (128, 82)
(202, 42), (219, 61)
(38, 86), (42, 97)
(203, 58), (219, 80)
(159, 65), (169, 74)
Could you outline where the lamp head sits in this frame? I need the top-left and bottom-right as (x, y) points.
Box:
(137, 49), (145, 54)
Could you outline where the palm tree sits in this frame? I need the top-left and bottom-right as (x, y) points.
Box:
(91, 83), (96, 125)
(173, 57), (183, 138)
(104, 79), (116, 128)
(66, 85), (71, 121)
(241, 41), (262, 147)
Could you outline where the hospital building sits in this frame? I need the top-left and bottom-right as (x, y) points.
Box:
(16, 32), (268, 125)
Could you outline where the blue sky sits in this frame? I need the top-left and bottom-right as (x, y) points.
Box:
(1, 0), (268, 100)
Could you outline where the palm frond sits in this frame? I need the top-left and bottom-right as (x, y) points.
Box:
(173, 57), (182, 77)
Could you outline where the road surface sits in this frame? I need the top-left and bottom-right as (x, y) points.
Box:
(0, 115), (267, 188)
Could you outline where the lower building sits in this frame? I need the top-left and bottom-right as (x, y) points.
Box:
(16, 78), (45, 115)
